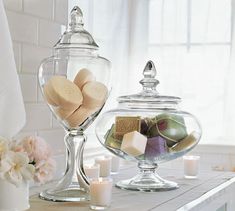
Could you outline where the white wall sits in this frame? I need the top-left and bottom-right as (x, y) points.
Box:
(3, 0), (68, 179)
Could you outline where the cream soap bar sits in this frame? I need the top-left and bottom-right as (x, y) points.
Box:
(74, 68), (95, 89)
(170, 131), (200, 152)
(121, 131), (147, 157)
(45, 76), (83, 110)
(82, 81), (108, 108)
(43, 83), (58, 106)
(66, 106), (99, 127)
(56, 107), (75, 120)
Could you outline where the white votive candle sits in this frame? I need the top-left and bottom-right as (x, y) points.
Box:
(183, 155), (200, 179)
(95, 156), (112, 177)
(111, 155), (121, 173)
(90, 177), (113, 210)
(84, 164), (100, 180)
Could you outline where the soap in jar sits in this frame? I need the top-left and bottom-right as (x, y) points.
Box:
(148, 113), (188, 147)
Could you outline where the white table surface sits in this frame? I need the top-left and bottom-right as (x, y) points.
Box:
(29, 164), (235, 211)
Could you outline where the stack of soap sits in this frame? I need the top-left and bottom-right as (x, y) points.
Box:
(43, 69), (108, 128)
(43, 75), (83, 113)
(115, 116), (141, 139)
(144, 136), (168, 159)
(121, 131), (147, 157)
(148, 113), (188, 147)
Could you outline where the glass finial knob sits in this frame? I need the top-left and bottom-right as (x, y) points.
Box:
(143, 60), (156, 78)
(70, 6), (84, 29)
(140, 61), (159, 91)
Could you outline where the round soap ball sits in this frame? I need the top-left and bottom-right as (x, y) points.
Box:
(73, 68), (95, 90)
(82, 81), (108, 108)
(66, 106), (100, 128)
(46, 76), (83, 110)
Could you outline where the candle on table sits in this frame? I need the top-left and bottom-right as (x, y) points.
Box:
(95, 156), (112, 177)
(84, 164), (100, 180)
(89, 177), (113, 210)
(183, 155), (200, 179)
(111, 155), (120, 173)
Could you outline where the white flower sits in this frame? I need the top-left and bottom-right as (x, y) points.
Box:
(0, 151), (35, 186)
(34, 158), (56, 184)
(0, 137), (9, 155)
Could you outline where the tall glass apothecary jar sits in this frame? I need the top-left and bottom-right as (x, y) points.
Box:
(38, 6), (111, 202)
(96, 61), (201, 191)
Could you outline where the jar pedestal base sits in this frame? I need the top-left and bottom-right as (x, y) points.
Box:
(116, 173), (178, 192)
(116, 163), (178, 192)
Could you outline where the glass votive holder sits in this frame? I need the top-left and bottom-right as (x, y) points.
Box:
(183, 155), (200, 179)
(111, 155), (121, 174)
(95, 156), (112, 177)
(89, 177), (113, 210)
(84, 164), (100, 180)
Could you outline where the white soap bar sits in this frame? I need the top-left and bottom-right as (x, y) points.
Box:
(121, 131), (147, 157)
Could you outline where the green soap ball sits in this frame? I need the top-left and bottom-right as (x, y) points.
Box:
(157, 113), (186, 125)
(148, 113), (188, 146)
(104, 124), (122, 150)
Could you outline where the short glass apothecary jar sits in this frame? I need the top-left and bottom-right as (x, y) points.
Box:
(96, 61), (201, 191)
(38, 6), (111, 202)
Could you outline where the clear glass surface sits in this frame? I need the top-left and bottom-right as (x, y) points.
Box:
(95, 61), (202, 191)
(38, 6), (111, 202)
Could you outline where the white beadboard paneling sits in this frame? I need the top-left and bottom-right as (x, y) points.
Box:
(6, 11), (38, 44)
(3, 0), (22, 11)
(24, 0), (54, 20)
(39, 19), (62, 47)
(22, 44), (51, 73)
(38, 129), (65, 155)
(54, 0), (68, 25)
(23, 103), (52, 131)
(19, 74), (37, 102)
(12, 42), (21, 72)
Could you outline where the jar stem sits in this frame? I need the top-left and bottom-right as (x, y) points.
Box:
(39, 131), (90, 202)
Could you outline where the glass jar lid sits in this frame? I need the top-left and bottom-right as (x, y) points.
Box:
(117, 61), (181, 108)
(54, 6), (98, 50)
